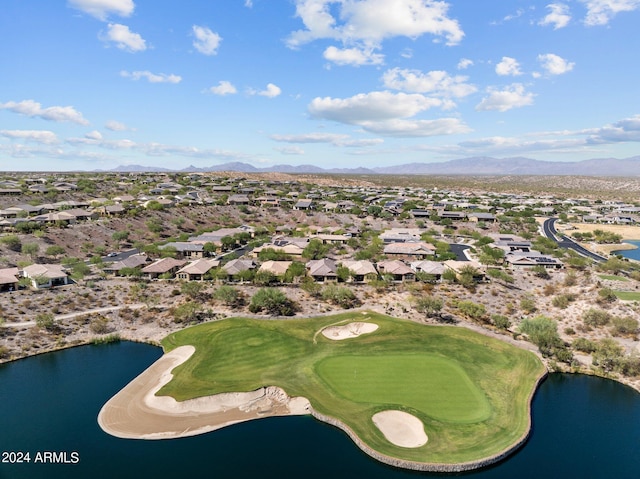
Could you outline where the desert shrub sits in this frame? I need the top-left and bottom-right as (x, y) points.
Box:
(415, 296), (444, 318)
(596, 287), (617, 305)
(321, 285), (359, 309)
(542, 283), (557, 296)
(89, 316), (110, 334)
(171, 301), (202, 323)
(212, 285), (244, 307)
(520, 296), (537, 314)
(592, 338), (624, 372)
(35, 313), (55, 331)
(610, 316), (639, 337)
(249, 288), (297, 316)
(518, 315), (564, 356)
(572, 337), (597, 353)
(491, 314), (511, 330)
(582, 308), (611, 327)
(456, 301), (487, 321)
(552, 293), (576, 309)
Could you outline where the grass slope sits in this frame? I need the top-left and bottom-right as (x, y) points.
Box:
(160, 312), (545, 465)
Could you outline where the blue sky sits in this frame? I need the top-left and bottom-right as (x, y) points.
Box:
(1, 0), (640, 171)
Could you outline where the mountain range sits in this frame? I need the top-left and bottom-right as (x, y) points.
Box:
(105, 156), (640, 177)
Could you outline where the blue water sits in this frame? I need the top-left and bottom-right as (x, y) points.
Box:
(614, 240), (640, 261)
(1, 342), (640, 479)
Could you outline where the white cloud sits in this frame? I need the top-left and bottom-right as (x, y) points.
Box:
(271, 132), (384, 147)
(323, 46), (384, 66)
(0, 130), (59, 144)
(245, 0), (253, 7)
(105, 120), (129, 131)
(580, 0), (640, 26)
(538, 53), (575, 75)
(255, 83), (282, 98)
(539, 3), (572, 29)
(583, 114), (640, 142)
(457, 58), (473, 70)
(0, 99), (89, 125)
(274, 146), (305, 155)
(358, 118), (471, 137)
(476, 84), (535, 112)
(68, 0), (134, 21)
(495, 56), (522, 76)
(120, 70), (182, 83)
(85, 130), (103, 140)
(103, 23), (146, 52)
(309, 91), (443, 124)
(287, 0), (464, 54)
(382, 68), (477, 98)
(208, 81), (237, 96)
(192, 25), (222, 55)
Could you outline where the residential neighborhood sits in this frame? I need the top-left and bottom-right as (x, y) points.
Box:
(0, 171), (639, 393)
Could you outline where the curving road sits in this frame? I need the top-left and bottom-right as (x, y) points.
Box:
(542, 218), (608, 263)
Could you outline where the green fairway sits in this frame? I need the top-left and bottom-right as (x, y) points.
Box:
(598, 274), (630, 282)
(613, 290), (640, 301)
(159, 312), (545, 466)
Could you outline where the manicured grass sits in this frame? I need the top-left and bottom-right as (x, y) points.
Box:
(160, 312), (545, 465)
(317, 354), (491, 423)
(598, 274), (630, 282)
(613, 291), (640, 301)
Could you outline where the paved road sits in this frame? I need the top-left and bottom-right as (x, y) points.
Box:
(542, 218), (608, 263)
(102, 248), (141, 263)
(449, 244), (471, 261)
(2, 304), (146, 328)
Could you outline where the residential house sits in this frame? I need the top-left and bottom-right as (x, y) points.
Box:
(339, 260), (378, 283)
(468, 212), (497, 223)
(443, 260), (486, 282)
(141, 258), (186, 279)
(103, 254), (150, 276)
(160, 242), (206, 259)
(410, 261), (446, 281)
(227, 194), (251, 205)
(293, 199), (315, 210)
(222, 259), (256, 281)
(176, 259), (220, 281)
(306, 258), (337, 282)
(379, 228), (424, 244)
(0, 267), (19, 291)
(383, 242), (435, 260)
(258, 260), (293, 278)
(376, 260), (415, 282)
(505, 252), (564, 270)
(252, 242), (306, 259)
(22, 264), (69, 288)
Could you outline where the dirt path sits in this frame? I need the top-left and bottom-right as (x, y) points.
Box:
(1, 304), (146, 328)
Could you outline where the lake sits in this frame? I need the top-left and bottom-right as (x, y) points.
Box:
(1, 342), (639, 479)
(613, 240), (640, 261)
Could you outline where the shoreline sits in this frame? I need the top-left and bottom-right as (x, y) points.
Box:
(97, 339), (548, 472)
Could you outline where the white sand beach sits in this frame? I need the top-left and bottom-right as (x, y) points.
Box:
(98, 345), (310, 439)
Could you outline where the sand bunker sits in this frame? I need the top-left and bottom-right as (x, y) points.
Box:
(321, 322), (379, 341)
(98, 345), (310, 439)
(372, 410), (428, 448)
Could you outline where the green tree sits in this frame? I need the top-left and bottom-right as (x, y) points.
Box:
(249, 288), (297, 316)
(518, 316), (563, 355)
(172, 301), (202, 323)
(112, 231), (129, 246)
(284, 261), (306, 283)
(21, 242), (39, 259)
(45, 245), (66, 259)
(180, 281), (206, 300)
(414, 296), (444, 318)
(302, 238), (330, 260)
(456, 301), (487, 321)
(213, 285), (244, 307)
(0, 234), (22, 251)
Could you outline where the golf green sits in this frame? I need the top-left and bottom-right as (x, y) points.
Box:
(159, 312), (546, 467)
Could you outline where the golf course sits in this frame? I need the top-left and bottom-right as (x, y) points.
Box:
(154, 311), (546, 469)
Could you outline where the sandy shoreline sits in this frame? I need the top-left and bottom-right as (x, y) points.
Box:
(98, 345), (311, 439)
